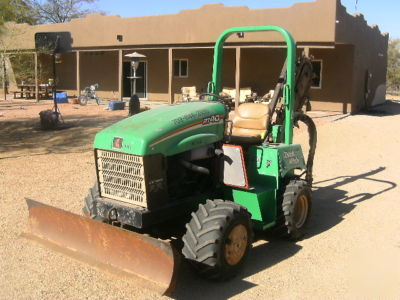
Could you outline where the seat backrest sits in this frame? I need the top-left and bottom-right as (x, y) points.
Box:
(228, 103), (270, 139)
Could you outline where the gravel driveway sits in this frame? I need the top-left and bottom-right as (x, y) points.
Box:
(0, 100), (399, 299)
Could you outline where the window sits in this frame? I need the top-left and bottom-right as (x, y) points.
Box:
(311, 60), (322, 88)
(174, 59), (188, 77)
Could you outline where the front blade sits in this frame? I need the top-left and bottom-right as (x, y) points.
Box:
(23, 199), (178, 295)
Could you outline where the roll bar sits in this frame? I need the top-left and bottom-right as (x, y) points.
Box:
(209, 26), (296, 145)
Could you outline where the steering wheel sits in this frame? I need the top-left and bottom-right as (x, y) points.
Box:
(199, 93), (234, 112)
(199, 92), (234, 103)
(199, 93), (223, 100)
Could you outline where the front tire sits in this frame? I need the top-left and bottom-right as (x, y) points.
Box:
(182, 200), (252, 280)
(281, 180), (312, 240)
(79, 95), (88, 105)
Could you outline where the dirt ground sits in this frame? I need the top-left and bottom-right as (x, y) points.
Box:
(0, 99), (399, 299)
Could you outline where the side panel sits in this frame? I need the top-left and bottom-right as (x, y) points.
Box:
(232, 188), (275, 229)
(276, 144), (306, 177)
(226, 143), (306, 229)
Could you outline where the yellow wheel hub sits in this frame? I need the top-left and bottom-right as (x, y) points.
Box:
(224, 224), (248, 266)
(293, 194), (309, 228)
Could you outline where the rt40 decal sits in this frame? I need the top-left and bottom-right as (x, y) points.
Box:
(202, 115), (221, 125)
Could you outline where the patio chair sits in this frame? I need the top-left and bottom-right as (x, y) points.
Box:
(221, 87), (253, 103)
(239, 87), (252, 103)
(181, 86), (199, 102)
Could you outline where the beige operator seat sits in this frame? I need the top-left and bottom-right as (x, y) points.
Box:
(227, 103), (271, 145)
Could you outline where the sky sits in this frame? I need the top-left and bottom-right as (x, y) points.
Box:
(94, 0), (399, 39)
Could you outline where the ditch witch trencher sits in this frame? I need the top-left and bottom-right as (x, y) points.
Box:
(25, 26), (317, 295)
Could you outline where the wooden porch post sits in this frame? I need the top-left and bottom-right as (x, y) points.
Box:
(304, 46), (310, 57)
(76, 51), (80, 97)
(34, 52), (39, 102)
(168, 48), (173, 104)
(118, 49), (123, 99)
(235, 47), (241, 110)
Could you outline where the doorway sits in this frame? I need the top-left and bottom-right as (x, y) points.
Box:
(123, 61), (147, 99)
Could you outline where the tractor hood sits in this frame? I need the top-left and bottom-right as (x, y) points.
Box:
(94, 101), (226, 156)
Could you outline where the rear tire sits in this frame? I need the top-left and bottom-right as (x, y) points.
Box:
(281, 180), (312, 240)
(182, 200), (252, 280)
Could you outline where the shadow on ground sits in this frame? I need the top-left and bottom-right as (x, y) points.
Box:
(0, 101), (46, 111)
(360, 100), (400, 117)
(173, 239), (301, 300)
(0, 114), (125, 159)
(308, 167), (396, 237)
(172, 167), (396, 299)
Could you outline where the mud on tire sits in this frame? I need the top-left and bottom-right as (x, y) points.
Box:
(182, 199), (252, 280)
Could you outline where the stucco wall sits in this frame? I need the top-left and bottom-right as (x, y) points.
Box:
(172, 48), (213, 102)
(3, 0), (337, 51)
(131, 48), (236, 102)
(2, 0), (388, 111)
(80, 51), (119, 98)
(125, 49), (170, 101)
(56, 52), (76, 90)
(336, 2), (388, 112)
(309, 44), (354, 112)
(240, 48), (286, 96)
(171, 48), (238, 102)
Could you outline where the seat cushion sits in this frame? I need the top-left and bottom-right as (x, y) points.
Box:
(228, 103), (270, 140)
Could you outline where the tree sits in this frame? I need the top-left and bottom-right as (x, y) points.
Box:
(387, 39), (400, 91)
(0, 0), (37, 25)
(0, 24), (29, 101)
(29, 0), (101, 24)
(0, 0), (38, 100)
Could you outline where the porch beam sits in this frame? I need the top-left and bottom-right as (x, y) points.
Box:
(76, 51), (80, 96)
(118, 49), (123, 99)
(34, 52), (39, 102)
(235, 47), (241, 110)
(168, 48), (173, 104)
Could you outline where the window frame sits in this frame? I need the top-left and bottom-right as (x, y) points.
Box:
(311, 59), (323, 89)
(173, 58), (189, 78)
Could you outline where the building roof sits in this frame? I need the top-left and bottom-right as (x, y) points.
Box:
(2, 0), (388, 51)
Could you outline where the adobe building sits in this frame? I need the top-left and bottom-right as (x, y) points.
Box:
(2, 0), (389, 113)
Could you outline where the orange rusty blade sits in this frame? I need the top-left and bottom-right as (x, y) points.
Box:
(23, 199), (178, 296)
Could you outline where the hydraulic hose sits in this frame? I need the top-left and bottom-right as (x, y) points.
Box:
(294, 112), (317, 186)
(179, 159), (210, 175)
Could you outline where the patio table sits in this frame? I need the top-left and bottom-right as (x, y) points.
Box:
(14, 84), (52, 99)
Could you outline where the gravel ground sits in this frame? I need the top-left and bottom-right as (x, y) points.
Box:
(0, 99), (399, 299)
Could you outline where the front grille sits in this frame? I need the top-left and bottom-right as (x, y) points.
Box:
(96, 149), (147, 207)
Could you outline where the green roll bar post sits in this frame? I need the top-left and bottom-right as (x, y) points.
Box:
(210, 26), (296, 145)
